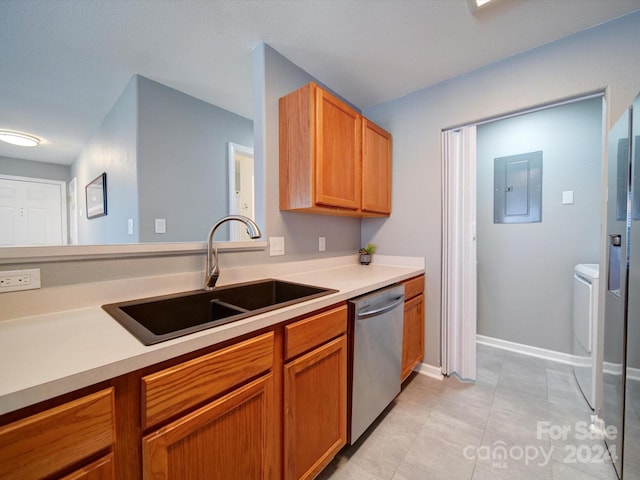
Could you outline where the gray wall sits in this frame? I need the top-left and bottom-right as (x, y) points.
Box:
(136, 76), (254, 242)
(362, 11), (640, 366)
(71, 76), (139, 244)
(247, 43), (361, 265)
(476, 97), (602, 353)
(70, 75), (254, 244)
(0, 156), (70, 182)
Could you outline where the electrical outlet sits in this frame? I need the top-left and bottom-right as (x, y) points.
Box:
(319, 236), (326, 252)
(0, 269), (41, 293)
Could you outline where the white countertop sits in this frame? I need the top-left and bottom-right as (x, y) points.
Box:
(0, 256), (424, 415)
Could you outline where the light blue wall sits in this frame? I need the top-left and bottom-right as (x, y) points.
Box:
(248, 43), (361, 264)
(71, 76), (139, 244)
(362, 11), (640, 365)
(70, 75), (254, 244)
(136, 76), (253, 242)
(0, 156), (70, 182)
(10, 12), (640, 342)
(476, 97), (603, 354)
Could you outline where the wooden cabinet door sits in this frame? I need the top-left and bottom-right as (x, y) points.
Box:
(284, 335), (347, 480)
(402, 293), (425, 381)
(362, 118), (392, 215)
(314, 87), (361, 210)
(60, 453), (115, 480)
(142, 374), (275, 480)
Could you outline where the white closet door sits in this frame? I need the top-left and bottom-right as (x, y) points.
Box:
(0, 176), (65, 245)
(441, 126), (477, 382)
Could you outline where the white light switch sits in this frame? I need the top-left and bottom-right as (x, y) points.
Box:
(127, 218), (134, 235)
(269, 237), (285, 256)
(155, 218), (166, 234)
(562, 190), (574, 205)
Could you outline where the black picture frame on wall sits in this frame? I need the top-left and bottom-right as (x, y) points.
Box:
(86, 172), (107, 219)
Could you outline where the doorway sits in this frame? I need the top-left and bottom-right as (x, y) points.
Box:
(442, 93), (605, 382)
(228, 143), (255, 241)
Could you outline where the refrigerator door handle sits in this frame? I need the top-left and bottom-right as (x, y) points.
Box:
(608, 234), (622, 295)
(610, 234), (622, 247)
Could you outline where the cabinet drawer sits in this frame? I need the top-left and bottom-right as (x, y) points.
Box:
(403, 275), (424, 301)
(285, 305), (347, 361)
(0, 388), (115, 480)
(142, 331), (274, 428)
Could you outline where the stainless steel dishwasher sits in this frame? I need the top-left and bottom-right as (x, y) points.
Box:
(348, 283), (405, 443)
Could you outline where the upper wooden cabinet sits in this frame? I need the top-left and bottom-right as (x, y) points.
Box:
(315, 86), (362, 210)
(362, 118), (392, 215)
(279, 82), (391, 217)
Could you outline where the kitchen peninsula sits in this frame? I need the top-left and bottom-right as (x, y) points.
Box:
(0, 255), (424, 479)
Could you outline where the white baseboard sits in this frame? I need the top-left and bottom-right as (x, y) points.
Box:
(476, 334), (586, 366)
(413, 362), (443, 381)
(476, 335), (640, 384)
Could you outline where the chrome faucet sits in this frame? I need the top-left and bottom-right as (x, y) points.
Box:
(204, 215), (261, 290)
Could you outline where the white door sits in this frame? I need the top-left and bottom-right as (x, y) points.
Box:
(441, 126), (477, 382)
(228, 143), (255, 241)
(0, 176), (66, 245)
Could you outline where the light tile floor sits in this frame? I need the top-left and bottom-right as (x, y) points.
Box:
(319, 344), (619, 480)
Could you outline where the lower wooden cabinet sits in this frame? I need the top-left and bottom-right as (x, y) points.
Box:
(140, 332), (276, 480)
(402, 293), (425, 381)
(284, 306), (348, 480)
(401, 276), (425, 381)
(0, 388), (115, 480)
(284, 336), (347, 480)
(142, 373), (275, 480)
(60, 453), (115, 480)
(0, 302), (354, 480)
(141, 332), (274, 430)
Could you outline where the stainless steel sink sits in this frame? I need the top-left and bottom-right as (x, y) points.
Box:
(102, 279), (337, 345)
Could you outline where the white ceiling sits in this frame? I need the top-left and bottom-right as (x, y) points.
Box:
(2, 0), (639, 165)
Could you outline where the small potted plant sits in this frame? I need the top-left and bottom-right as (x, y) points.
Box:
(358, 243), (376, 265)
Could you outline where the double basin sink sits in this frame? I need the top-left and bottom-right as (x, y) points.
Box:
(102, 279), (337, 345)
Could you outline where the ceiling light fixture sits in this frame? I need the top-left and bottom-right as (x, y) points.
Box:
(467, 0), (500, 13)
(0, 130), (41, 147)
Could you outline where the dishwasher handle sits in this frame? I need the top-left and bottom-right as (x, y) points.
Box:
(355, 295), (405, 320)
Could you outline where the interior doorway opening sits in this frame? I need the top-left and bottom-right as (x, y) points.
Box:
(441, 92), (606, 383)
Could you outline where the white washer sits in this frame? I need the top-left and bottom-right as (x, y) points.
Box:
(573, 263), (600, 410)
